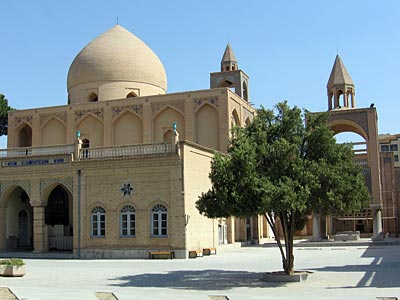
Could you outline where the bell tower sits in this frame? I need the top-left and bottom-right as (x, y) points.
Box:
(320, 55), (383, 239)
(210, 44), (249, 101)
(327, 55), (356, 110)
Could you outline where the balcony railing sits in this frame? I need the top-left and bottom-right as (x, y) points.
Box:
(79, 143), (173, 160)
(0, 144), (75, 158)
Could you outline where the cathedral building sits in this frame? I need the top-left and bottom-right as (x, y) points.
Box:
(0, 25), (259, 258)
(1, 26), (397, 258)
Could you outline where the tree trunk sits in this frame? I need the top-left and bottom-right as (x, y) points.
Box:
(281, 212), (295, 275)
(266, 213), (296, 275)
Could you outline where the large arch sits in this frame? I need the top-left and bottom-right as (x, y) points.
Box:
(328, 119), (368, 142)
(323, 108), (382, 238)
(0, 186), (33, 251)
(113, 110), (143, 145)
(77, 114), (104, 147)
(152, 106), (185, 143)
(41, 117), (67, 146)
(195, 103), (219, 149)
(44, 184), (73, 251)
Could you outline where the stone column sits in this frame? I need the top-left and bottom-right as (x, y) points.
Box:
(142, 101), (152, 143)
(32, 205), (48, 252)
(226, 217), (235, 244)
(31, 111), (40, 147)
(0, 204), (6, 250)
(371, 205), (383, 239)
(103, 105), (112, 146)
(311, 212), (321, 242)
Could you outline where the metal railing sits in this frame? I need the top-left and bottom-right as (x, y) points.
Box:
(79, 143), (173, 160)
(0, 144), (75, 158)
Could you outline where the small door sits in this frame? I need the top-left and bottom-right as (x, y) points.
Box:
(18, 210), (29, 246)
(218, 224), (228, 245)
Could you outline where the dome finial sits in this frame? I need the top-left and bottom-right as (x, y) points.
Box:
(117, 17), (119, 25)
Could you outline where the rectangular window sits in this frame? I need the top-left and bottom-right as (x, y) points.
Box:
(395, 155), (399, 162)
(390, 144), (398, 151)
(153, 214), (159, 236)
(130, 215), (135, 236)
(381, 145), (389, 152)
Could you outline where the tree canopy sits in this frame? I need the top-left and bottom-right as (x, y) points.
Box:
(0, 94), (14, 136)
(196, 102), (369, 275)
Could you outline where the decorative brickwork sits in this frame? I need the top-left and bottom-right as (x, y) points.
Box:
(112, 105), (143, 119)
(40, 177), (73, 197)
(15, 115), (33, 127)
(40, 112), (67, 125)
(151, 100), (185, 115)
(75, 108), (104, 121)
(193, 97), (219, 110)
(0, 180), (31, 199)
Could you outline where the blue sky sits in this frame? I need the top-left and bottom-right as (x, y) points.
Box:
(1, 1), (399, 148)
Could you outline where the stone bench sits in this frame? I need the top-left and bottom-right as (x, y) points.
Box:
(333, 231), (360, 241)
(203, 247), (217, 256)
(149, 251), (175, 259)
(188, 249), (203, 258)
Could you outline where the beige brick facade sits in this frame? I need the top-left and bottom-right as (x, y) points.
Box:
(0, 25), (264, 258)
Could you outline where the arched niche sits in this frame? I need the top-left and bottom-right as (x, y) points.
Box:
(77, 114), (104, 147)
(16, 122), (32, 147)
(231, 109), (240, 128)
(153, 107), (185, 143)
(41, 118), (66, 146)
(196, 103), (219, 149)
(113, 110), (143, 145)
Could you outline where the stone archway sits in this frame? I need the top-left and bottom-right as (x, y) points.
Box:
(0, 186), (33, 251)
(326, 108), (382, 238)
(45, 185), (73, 251)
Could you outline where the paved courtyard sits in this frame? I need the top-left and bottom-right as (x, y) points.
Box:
(1, 243), (400, 300)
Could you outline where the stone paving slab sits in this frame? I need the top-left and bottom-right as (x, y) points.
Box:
(0, 287), (18, 300)
(1, 244), (400, 300)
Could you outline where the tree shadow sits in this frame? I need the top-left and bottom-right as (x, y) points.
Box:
(108, 269), (287, 290)
(307, 246), (400, 288)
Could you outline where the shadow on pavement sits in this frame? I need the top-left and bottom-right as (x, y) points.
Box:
(108, 269), (286, 290)
(307, 246), (400, 288)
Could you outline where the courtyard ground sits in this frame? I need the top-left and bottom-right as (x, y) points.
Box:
(1, 241), (400, 300)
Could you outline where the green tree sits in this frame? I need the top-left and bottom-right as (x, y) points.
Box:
(0, 94), (14, 136)
(196, 102), (369, 275)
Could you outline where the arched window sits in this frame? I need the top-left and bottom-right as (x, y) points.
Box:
(126, 92), (137, 98)
(88, 92), (98, 102)
(120, 205), (136, 237)
(242, 81), (248, 101)
(91, 206), (105, 237)
(151, 204), (167, 237)
(163, 130), (173, 143)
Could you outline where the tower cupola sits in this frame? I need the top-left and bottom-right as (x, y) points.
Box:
(327, 55), (355, 110)
(221, 43), (238, 72)
(210, 43), (249, 101)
